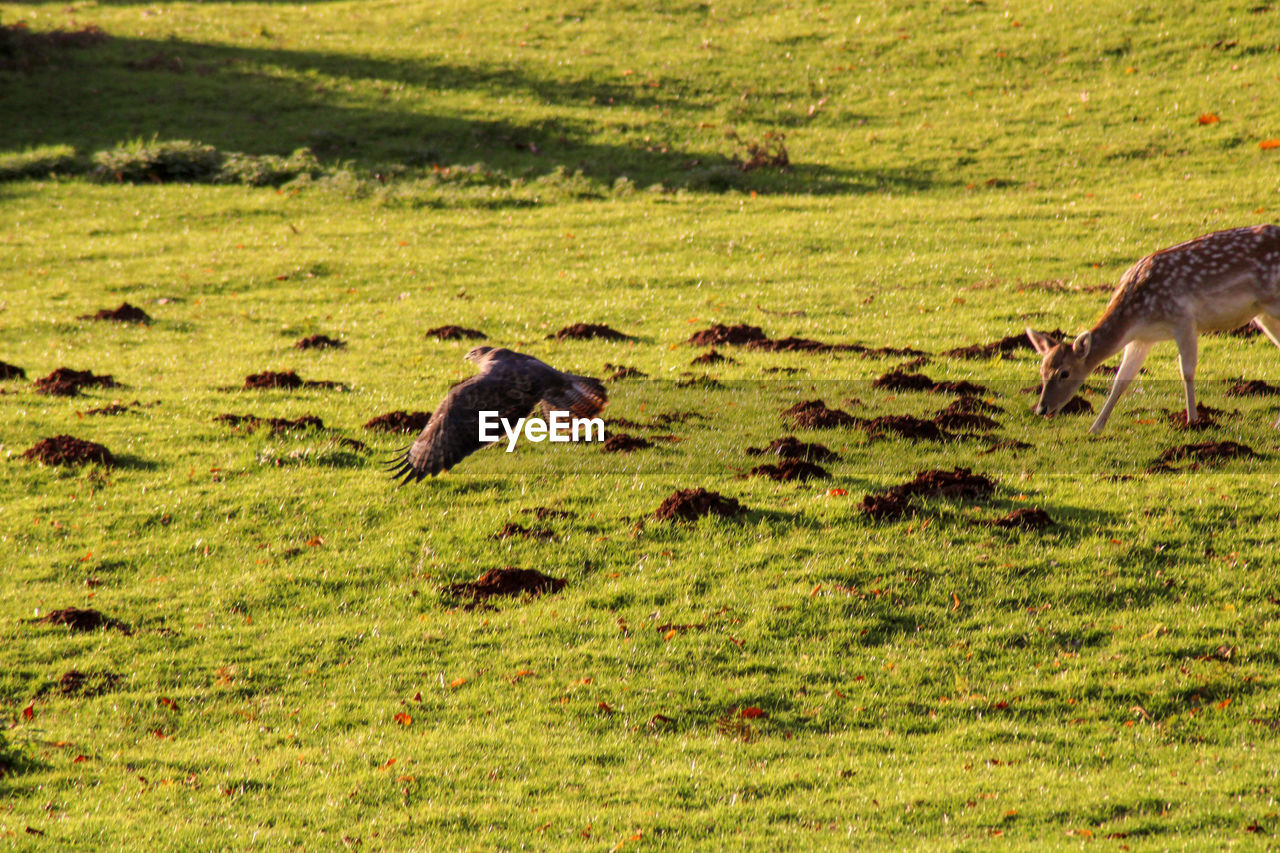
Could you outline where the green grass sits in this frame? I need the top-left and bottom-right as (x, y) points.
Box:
(3, 0), (1280, 848)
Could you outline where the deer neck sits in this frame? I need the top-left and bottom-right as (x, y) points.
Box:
(1083, 307), (1136, 370)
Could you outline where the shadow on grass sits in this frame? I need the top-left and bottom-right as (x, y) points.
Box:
(0, 30), (939, 194)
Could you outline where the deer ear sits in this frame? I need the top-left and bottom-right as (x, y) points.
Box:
(1071, 331), (1092, 359)
(1026, 327), (1055, 355)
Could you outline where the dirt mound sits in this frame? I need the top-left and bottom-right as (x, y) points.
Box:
(865, 415), (950, 441)
(492, 523), (556, 542)
(244, 370), (303, 389)
(78, 302), (152, 324)
(602, 433), (653, 452)
(446, 567), (567, 600)
(548, 323), (634, 341)
(940, 396), (1001, 416)
(861, 345), (928, 357)
(33, 607), (130, 633)
(933, 379), (990, 395)
(1152, 441), (1260, 470)
(981, 439), (1034, 454)
(22, 435), (113, 466)
(243, 370), (345, 390)
(749, 336), (847, 353)
(653, 488), (746, 522)
(691, 349), (735, 365)
(41, 669), (122, 698)
(748, 459), (830, 481)
(426, 325), (486, 340)
(934, 412), (1001, 432)
(294, 334), (346, 350)
(1058, 395), (1094, 415)
(0, 361), (26, 380)
(746, 436), (838, 462)
(872, 369), (937, 392)
(871, 369), (988, 396)
(523, 506), (575, 520)
(84, 402), (134, 416)
(859, 492), (912, 520)
(605, 364), (647, 380)
(1165, 403), (1228, 429)
(943, 328), (1069, 359)
(781, 399), (860, 429)
(1225, 379), (1280, 397)
(987, 508), (1054, 529)
(214, 413), (324, 433)
(364, 410), (433, 433)
(33, 367), (118, 396)
(687, 323), (769, 346)
(861, 467), (997, 520)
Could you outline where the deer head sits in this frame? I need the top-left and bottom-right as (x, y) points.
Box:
(1027, 328), (1092, 416)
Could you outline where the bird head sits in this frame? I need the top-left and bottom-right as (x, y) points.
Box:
(464, 345), (495, 365)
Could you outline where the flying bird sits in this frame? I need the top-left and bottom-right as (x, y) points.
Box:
(387, 346), (607, 482)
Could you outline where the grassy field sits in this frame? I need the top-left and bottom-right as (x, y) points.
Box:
(3, 0), (1280, 848)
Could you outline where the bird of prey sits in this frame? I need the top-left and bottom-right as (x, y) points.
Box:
(387, 346), (607, 482)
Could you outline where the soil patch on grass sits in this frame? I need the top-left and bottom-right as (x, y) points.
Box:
(605, 364), (647, 380)
(602, 433), (653, 452)
(243, 370), (345, 390)
(83, 402), (137, 416)
(986, 508), (1054, 530)
(865, 415), (951, 441)
(872, 369), (989, 396)
(934, 412), (1001, 432)
(746, 436), (838, 462)
(78, 302), (151, 324)
(492, 523), (557, 542)
(33, 607), (130, 634)
(364, 410), (432, 432)
(1059, 395), (1094, 415)
(872, 369), (936, 392)
(40, 669), (122, 698)
(781, 399), (860, 429)
(446, 567), (567, 601)
(426, 325), (486, 340)
(33, 367), (118, 396)
(523, 506), (575, 520)
(0, 361), (27, 380)
(860, 467), (997, 520)
(1225, 379), (1280, 397)
(691, 349), (735, 365)
(687, 324), (769, 346)
(940, 396), (1002, 416)
(1150, 441), (1260, 472)
(748, 459), (830, 481)
(1165, 403), (1230, 429)
(982, 439), (1034, 454)
(653, 488), (746, 522)
(294, 334), (345, 349)
(548, 323), (635, 341)
(22, 435), (113, 466)
(214, 413), (324, 433)
(943, 328), (1069, 359)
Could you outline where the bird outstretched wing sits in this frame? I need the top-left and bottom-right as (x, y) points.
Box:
(387, 349), (608, 482)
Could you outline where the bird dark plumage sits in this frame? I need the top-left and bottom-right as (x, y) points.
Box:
(386, 346), (607, 482)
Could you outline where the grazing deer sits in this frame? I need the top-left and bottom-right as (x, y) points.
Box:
(1027, 224), (1280, 433)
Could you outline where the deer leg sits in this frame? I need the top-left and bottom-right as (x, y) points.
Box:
(1251, 313), (1280, 427)
(1173, 323), (1199, 424)
(1089, 340), (1152, 434)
